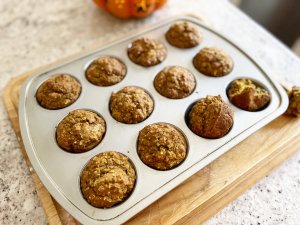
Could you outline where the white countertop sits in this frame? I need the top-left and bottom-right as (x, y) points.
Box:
(1, 0), (300, 224)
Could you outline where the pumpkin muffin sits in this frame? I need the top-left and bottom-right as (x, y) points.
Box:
(227, 79), (271, 111)
(80, 151), (136, 208)
(36, 74), (81, 109)
(56, 109), (106, 153)
(85, 56), (126, 86)
(285, 86), (300, 117)
(188, 95), (234, 139)
(137, 123), (188, 170)
(154, 66), (196, 99)
(109, 86), (154, 124)
(127, 37), (167, 67)
(165, 21), (201, 48)
(193, 47), (233, 77)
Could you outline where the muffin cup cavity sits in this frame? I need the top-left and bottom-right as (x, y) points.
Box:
(153, 66), (197, 99)
(127, 37), (167, 67)
(85, 56), (127, 87)
(79, 151), (137, 208)
(193, 47), (234, 77)
(109, 86), (155, 124)
(226, 78), (271, 112)
(55, 109), (106, 153)
(165, 21), (202, 48)
(36, 74), (82, 110)
(185, 96), (234, 139)
(136, 122), (189, 171)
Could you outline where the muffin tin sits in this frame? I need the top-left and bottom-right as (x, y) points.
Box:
(19, 15), (288, 225)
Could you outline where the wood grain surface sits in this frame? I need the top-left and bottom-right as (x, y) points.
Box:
(3, 66), (300, 225)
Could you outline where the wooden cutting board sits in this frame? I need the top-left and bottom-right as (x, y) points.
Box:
(3, 54), (300, 225)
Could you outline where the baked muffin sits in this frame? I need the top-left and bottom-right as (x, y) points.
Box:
(85, 56), (126, 86)
(188, 95), (234, 138)
(80, 151), (136, 208)
(227, 79), (271, 111)
(36, 74), (81, 109)
(154, 66), (196, 99)
(193, 47), (233, 77)
(285, 86), (300, 117)
(109, 86), (154, 124)
(165, 21), (201, 48)
(56, 109), (106, 153)
(137, 123), (188, 170)
(127, 37), (167, 67)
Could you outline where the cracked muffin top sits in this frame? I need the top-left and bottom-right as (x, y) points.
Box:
(137, 123), (188, 170)
(227, 79), (271, 111)
(188, 95), (234, 139)
(85, 56), (126, 86)
(193, 47), (233, 77)
(109, 86), (154, 124)
(36, 74), (81, 109)
(80, 151), (136, 208)
(154, 66), (196, 99)
(56, 109), (106, 153)
(165, 21), (202, 48)
(127, 37), (167, 67)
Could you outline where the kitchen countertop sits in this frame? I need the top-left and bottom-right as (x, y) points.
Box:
(1, 0), (300, 224)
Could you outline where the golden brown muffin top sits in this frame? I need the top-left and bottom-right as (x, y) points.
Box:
(127, 37), (167, 67)
(36, 74), (81, 109)
(80, 151), (136, 208)
(154, 66), (196, 99)
(137, 123), (188, 170)
(56, 109), (105, 153)
(85, 56), (126, 86)
(227, 79), (271, 111)
(193, 47), (233, 77)
(109, 86), (154, 124)
(189, 95), (234, 138)
(165, 21), (201, 48)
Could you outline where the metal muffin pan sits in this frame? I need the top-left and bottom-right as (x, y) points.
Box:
(19, 15), (288, 225)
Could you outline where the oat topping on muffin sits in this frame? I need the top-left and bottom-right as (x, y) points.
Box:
(165, 21), (202, 48)
(109, 86), (154, 124)
(127, 37), (167, 67)
(227, 79), (271, 111)
(80, 151), (136, 208)
(56, 109), (106, 153)
(137, 123), (187, 170)
(154, 66), (196, 99)
(193, 47), (233, 77)
(86, 56), (126, 86)
(36, 74), (81, 109)
(188, 95), (234, 138)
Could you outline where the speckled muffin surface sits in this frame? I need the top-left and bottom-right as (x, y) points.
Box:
(154, 66), (196, 99)
(188, 95), (234, 139)
(56, 109), (106, 153)
(227, 79), (271, 111)
(109, 86), (154, 124)
(80, 151), (136, 208)
(285, 86), (300, 117)
(137, 123), (187, 170)
(165, 21), (201, 48)
(85, 56), (126, 86)
(36, 74), (81, 109)
(193, 47), (233, 77)
(127, 37), (167, 67)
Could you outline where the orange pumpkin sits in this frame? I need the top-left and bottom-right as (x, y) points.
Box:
(93, 0), (167, 19)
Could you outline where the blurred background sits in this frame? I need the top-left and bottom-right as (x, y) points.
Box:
(230, 0), (300, 55)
